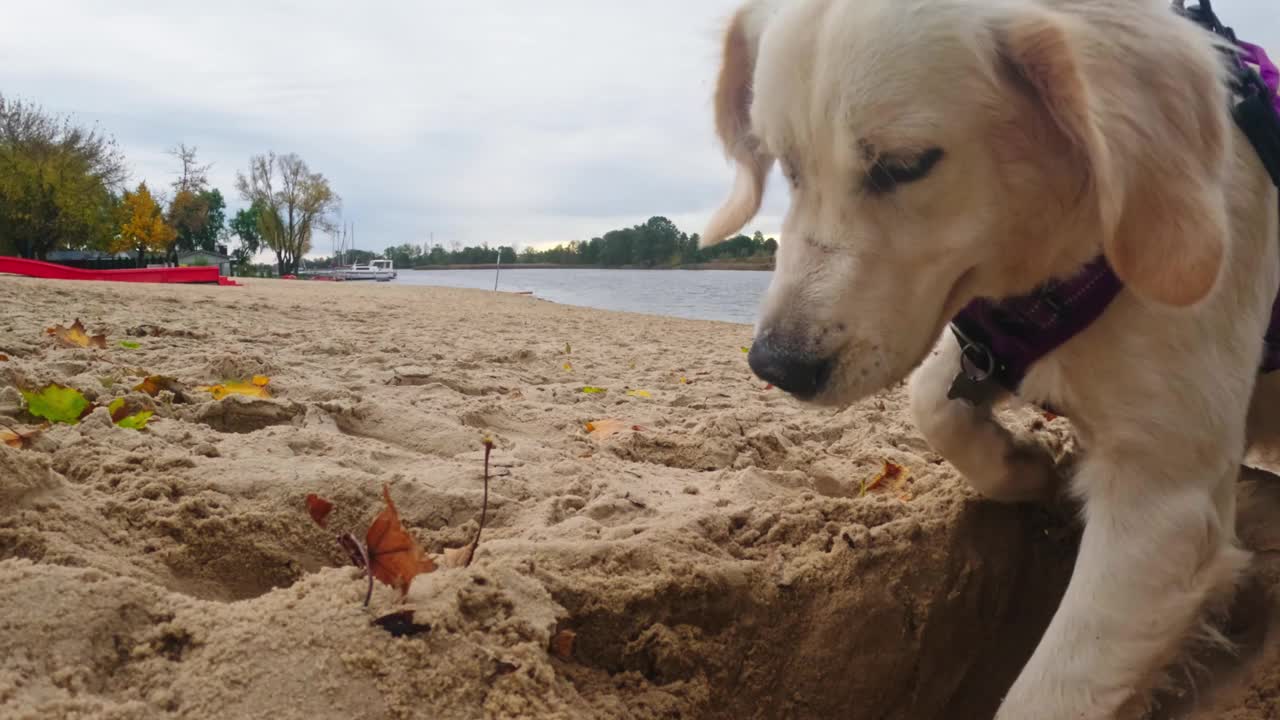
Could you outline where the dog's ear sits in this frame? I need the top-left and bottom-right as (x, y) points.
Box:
(996, 9), (1230, 306)
(702, 4), (777, 247)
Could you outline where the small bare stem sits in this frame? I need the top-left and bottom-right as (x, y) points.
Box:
(467, 439), (494, 567)
(337, 532), (374, 606)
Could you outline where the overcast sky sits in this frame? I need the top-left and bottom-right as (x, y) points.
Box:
(1, 1), (1275, 256)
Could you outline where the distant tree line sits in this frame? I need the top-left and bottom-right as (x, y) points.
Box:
(331, 216), (777, 270)
(0, 93), (339, 276)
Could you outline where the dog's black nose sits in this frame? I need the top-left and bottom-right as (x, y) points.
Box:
(748, 336), (832, 398)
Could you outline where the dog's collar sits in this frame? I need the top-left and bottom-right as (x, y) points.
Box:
(947, 2), (1280, 410)
(946, 257), (1121, 407)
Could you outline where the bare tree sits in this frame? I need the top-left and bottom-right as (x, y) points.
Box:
(168, 143), (211, 194)
(236, 152), (340, 275)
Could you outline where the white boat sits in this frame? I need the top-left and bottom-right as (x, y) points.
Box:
(342, 259), (397, 281)
(300, 258), (397, 282)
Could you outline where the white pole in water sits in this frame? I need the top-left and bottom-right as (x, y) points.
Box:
(494, 251), (502, 291)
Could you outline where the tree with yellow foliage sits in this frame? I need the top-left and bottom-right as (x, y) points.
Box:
(112, 182), (176, 267)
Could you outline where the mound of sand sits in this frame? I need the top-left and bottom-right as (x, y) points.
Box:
(0, 275), (1275, 719)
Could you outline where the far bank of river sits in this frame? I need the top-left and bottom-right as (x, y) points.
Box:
(406, 260), (774, 272)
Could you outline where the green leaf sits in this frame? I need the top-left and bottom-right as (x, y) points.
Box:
(119, 340), (140, 350)
(580, 386), (607, 394)
(116, 411), (153, 430)
(108, 398), (124, 415)
(21, 384), (89, 425)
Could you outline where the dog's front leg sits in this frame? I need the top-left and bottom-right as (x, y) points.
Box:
(995, 450), (1250, 720)
(908, 338), (1058, 503)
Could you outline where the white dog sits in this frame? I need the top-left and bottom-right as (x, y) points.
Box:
(702, 0), (1280, 717)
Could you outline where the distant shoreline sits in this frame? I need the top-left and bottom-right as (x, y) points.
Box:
(404, 260), (774, 272)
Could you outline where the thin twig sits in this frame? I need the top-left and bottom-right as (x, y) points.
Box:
(467, 439), (494, 567)
(337, 531), (374, 606)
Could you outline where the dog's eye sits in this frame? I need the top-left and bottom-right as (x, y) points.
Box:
(865, 147), (945, 195)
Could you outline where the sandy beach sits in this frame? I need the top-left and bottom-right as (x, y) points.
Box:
(1, 275), (1277, 720)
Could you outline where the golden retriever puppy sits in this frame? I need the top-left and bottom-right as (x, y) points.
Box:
(703, 0), (1280, 717)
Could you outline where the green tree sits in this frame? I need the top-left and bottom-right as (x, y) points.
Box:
(236, 152), (340, 276)
(229, 201), (263, 254)
(0, 94), (128, 259)
(191, 188), (226, 253)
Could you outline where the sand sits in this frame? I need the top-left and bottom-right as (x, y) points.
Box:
(0, 274), (1276, 720)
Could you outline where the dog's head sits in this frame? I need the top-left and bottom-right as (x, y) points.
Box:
(706, 0), (1233, 405)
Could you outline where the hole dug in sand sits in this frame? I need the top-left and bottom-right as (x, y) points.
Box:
(544, 469), (1280, 720)
(548, 497), (1079, 720)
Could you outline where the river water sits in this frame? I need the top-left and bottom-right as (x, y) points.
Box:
(391, 268), (771, 325)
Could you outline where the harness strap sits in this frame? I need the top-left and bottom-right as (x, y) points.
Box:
(947, 0), (1280, 404)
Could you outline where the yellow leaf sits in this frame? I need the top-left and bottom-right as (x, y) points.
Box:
(580, 386), (606, 394)
(47, 319), (107, 349)
(563, 361), (573, 372)
(252, 375), (270, 387)
(626, 389), (651, 398)
(197, 379), (272, 400)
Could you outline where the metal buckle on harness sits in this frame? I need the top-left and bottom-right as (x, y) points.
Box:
(946, 323), (1002, 407)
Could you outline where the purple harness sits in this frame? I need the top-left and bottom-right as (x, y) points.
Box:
(946, 3), (1280, 407)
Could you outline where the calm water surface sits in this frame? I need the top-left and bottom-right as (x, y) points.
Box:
(392, 268), (772, 325)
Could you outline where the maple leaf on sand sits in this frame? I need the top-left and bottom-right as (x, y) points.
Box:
(365, 484), (437, 599)
(47, 319), (107, 349)
(302, 438), (496, 606)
